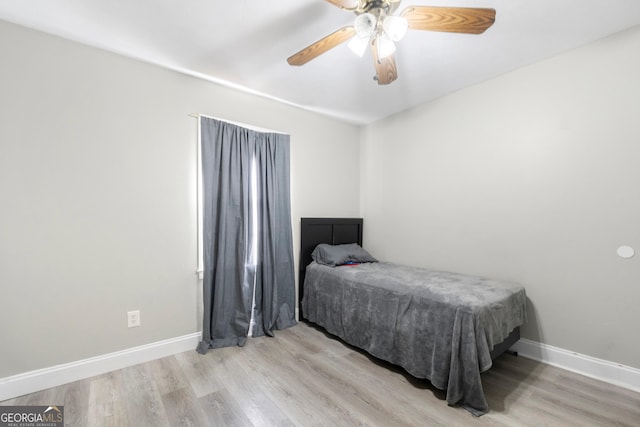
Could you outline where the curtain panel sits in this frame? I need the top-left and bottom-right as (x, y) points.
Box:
(197, 117), (296, 354)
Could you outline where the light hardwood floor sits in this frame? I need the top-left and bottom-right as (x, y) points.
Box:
(2, 322), (639, 426)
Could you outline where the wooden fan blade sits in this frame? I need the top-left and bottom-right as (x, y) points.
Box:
(401, 6), (496, 34)
(371, 39), (397, 85)
(324, 0), (359, 11)
(287, 26), (356, 66)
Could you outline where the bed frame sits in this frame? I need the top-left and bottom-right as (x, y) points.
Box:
(299, 217), (519, 360)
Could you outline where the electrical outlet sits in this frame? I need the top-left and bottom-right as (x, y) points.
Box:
(127, 310), (141, 328)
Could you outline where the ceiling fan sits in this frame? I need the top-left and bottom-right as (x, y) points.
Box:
(287, 0), (496, 85)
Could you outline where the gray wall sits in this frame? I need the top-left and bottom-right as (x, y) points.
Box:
(0, 20), (360, 378)
(360, 26), (640, 369)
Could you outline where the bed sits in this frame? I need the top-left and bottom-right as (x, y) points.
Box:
(298, 217), (527, 415)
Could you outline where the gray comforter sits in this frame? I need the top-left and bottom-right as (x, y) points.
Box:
(301, 261), (527, 415)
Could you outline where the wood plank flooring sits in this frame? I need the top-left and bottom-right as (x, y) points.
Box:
(2, 322), (639, 426)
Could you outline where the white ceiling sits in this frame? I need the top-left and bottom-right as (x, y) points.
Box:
(1, 0), (639, 124)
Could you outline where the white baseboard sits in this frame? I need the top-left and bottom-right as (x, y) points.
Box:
(511, 338), (640, 393)
(0, 332), (201, 402)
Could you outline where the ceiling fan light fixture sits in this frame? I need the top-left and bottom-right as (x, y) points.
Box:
(348, 35), (370, 57)
(376, 33), (396, 59)
(382, 15), (408, 42)
(354, 12), (377, 38)
(288, 3), (498, 85)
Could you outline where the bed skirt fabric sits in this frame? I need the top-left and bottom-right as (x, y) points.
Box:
(301, 261), (527, 415)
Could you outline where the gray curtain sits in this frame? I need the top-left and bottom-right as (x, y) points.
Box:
(197, 117), (296, 354)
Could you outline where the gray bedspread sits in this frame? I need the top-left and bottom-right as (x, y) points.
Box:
(301, 261), (527, 415)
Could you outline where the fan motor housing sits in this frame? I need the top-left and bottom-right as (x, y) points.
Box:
(359, 0), (400, 15)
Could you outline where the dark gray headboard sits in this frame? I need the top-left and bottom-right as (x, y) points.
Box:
(299, 217), (363, 317)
